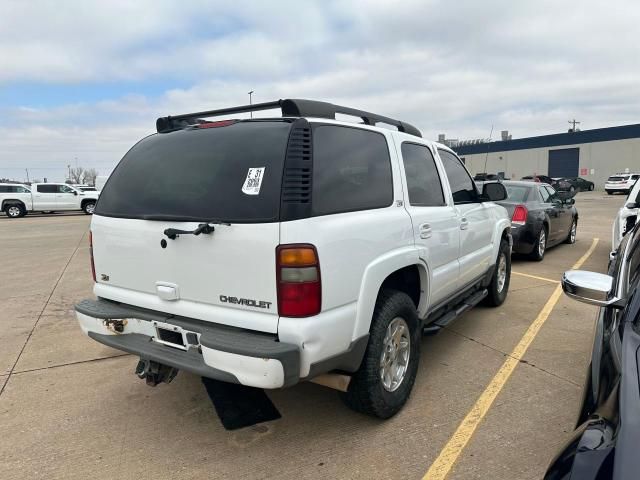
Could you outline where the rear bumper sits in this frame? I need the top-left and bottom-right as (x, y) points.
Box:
(510, 225), (536, 254)
(75, 298), (300, 389)
(605, 184), (631, 191)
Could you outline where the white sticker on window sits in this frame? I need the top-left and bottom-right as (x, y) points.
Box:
(242, 167), (265, 195)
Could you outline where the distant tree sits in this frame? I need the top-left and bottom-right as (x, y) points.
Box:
(82, 168), (98, 186)
(69, 166), (85, 184)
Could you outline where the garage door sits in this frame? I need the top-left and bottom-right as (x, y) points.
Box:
(548, 148), (579, 178)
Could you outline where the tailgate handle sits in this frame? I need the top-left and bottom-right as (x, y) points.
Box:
(156, 282), (180, 301)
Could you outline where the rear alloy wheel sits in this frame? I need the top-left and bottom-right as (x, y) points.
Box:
(530, 227), (547, 261)
(565, 219), (577, 244)
(5, 205), (24, 218)
(484, 238), (511, 306)
(83, 202), (96, 214)
(341, 289), (420, 419)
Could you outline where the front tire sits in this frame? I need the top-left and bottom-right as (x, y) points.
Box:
(484, 238), (511, 306)
(83, 201), (96, 214)
(341, 289), (420, 419)
(529, 227), (547, 261)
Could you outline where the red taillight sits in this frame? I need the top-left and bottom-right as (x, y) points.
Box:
(512, 205), (528, 225)
(276, 244), (321, 317)
(89, 231), (96, 282)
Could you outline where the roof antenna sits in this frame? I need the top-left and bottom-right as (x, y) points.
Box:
(482, 125), (494, 177)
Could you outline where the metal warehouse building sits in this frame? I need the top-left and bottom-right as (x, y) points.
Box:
(451, 123), (640, 188)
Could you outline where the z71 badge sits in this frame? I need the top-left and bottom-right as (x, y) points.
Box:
(219, 295), (272, 309)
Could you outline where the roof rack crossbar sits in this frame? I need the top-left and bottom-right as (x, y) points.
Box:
(156, 99), (421, 137)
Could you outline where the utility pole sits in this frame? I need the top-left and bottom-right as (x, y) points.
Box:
(248, 90), (254, 118)
(568, 119), (581, 132)
(25, 168), (30, 183)
(67, 164), (71, 182)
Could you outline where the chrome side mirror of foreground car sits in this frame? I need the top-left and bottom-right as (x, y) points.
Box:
(561, 270), (624, 308)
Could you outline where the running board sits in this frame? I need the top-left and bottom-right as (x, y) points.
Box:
(423, 289), (488, 335)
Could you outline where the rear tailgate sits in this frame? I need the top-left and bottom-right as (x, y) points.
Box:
(91, 120), (293, 334)
(92, 215), (280, 333)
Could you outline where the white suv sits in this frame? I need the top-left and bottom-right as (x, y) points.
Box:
(75, 99), (512, 418)
(612, 180), (640, 253)
(605, 173), (640, 195)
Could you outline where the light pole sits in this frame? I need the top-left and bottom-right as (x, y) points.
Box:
(248, 90), (254, 118)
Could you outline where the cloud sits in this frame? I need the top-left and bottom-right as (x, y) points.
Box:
(0, 0), (639, 180)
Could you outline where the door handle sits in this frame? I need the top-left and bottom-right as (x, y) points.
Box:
(419, 223), (432, 239)
(460, 218), (469, 230)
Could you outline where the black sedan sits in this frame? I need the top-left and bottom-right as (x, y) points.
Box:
(545, 221), (640, 480)
(564, 177), (595, 192)
(498, 181), (578, 260)
(521, 175), (574, 193)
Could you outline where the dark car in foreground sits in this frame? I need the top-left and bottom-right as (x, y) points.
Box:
(521, 175), (574, 193)
(498, 181), (578, 260)
(564, 177), (595, 192)
(545, 221), (640, 480)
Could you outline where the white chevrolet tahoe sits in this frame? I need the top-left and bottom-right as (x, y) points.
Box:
(0, 182), (99, 218)
(75, 99), (512, 418)
(612, 180), (640, 254)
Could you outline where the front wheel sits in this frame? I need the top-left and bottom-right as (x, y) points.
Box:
(564, 219), (577, 244)
(484, 238), (511, 306)
(341, 289), (420, 419)
(83, 202), (96, 214)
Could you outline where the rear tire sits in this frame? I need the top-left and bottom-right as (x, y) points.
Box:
(564, 219), (577, 244)
(484, 238), (511, 306)
(529, 227), (547, 261)
(5, 204), (25, 218)
(607, 191), (613, 195)
(83, 201), (96, 214)
(589, 184), (594, 191)
(340, 289), (420, 419)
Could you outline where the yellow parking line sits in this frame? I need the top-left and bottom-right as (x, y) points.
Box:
(423, 238), (599, 480)
(511, 271), (560, 284)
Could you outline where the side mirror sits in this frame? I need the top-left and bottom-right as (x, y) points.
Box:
(481, 182), (507, 202)
(72, 191), (78, 196)
(626, 202), (639, 209)
(561, 270), (623, 308)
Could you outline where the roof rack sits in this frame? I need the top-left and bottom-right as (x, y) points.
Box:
(156, 99), (422, 137)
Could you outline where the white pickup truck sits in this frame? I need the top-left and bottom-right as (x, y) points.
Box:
(0, 182), (100, 218)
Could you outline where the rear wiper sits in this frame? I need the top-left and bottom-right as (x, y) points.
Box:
(164, 221), (231, 240)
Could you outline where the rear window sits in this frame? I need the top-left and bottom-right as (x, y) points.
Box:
(505, 185), (530, 203)
(311, 125), (393, 216)
(95, 121), (292, 222)
(608, 176), (626, 181)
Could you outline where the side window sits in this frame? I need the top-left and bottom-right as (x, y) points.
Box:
(16, 186), (30, 193)
(538, 187), (550, 202)
(0, 186), (9, 193)
(545, 186), (558, 200)
(401, 143), (445, 207)
(36, 184), (57, 193)
(438, 149), (477, 204)
(312, 125), (393, 216)
(58, 185), (74, 193)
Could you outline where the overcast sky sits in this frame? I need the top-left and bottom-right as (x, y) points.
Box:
(1, 0), (638, 181)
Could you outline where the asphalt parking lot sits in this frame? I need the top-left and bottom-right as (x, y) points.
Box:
(0, 191), (626, 480)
